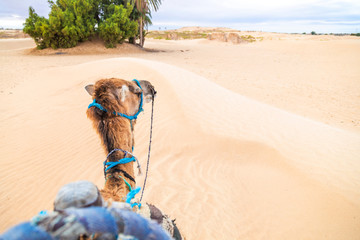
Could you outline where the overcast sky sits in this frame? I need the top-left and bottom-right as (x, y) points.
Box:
(0, 0), (359, 33)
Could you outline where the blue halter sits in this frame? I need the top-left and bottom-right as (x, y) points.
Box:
(88, 79), (144, 120)
(103, 149), (138, 173)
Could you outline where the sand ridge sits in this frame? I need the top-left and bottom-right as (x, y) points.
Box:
(0, 37), (360, 239)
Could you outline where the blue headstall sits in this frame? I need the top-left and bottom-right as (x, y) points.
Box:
(88, 79), (144, 121)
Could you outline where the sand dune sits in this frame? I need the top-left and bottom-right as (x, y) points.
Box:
(1, 38), (360, 239)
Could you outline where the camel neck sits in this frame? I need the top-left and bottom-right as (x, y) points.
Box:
(100, 117), (137, 191)
(99, 117), (134, 162)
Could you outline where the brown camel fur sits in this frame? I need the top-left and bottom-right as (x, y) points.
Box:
(85, 78), (155, 202)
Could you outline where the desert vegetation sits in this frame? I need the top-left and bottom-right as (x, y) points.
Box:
(147, 28), (259, 44)
(23, 0), (161, 49)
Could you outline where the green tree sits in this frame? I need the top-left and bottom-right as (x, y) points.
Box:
(23, 7), (50, 49)
(98, 3), (138, 48)
(46, 0), (98, 48)
(24, 0), (99, 49)
(131, 0), (161, 47)
(23, 0), (160, 49)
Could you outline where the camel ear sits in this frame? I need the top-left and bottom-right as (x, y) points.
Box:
(85, 84), (95, 96)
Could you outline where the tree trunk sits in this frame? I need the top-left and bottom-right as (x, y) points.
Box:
(139, 16), (144, 47)
(129, 37), (136, 44)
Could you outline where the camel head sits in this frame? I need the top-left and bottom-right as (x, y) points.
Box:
(85, 78), (156, 120)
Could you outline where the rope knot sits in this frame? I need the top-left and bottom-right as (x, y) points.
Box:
(103, 149), (142, 177)
(126, 187), (142, 209)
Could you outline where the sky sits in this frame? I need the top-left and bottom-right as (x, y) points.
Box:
(0, 0), (359, 33)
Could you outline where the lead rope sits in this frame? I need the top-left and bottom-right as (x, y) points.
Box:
(140, 96), (154, 202)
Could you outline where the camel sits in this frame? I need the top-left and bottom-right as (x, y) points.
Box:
(85, 78), (155, 201)
(85, 78), (182, 239)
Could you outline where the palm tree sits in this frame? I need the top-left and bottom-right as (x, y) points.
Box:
(132, 0), (161, 47)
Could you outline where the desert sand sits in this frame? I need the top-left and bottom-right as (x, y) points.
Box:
(0, 32), (360, 239)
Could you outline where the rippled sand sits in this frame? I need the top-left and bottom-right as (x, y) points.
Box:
(1, 35), (360, 239)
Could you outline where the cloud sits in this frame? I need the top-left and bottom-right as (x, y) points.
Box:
(0, 0), (50, 28)
(0, 0), (50, 18)
(154, 0), (360, 23)
(152, 0), (360, 30)
(0, 0), (359, 32)
(0, 15), (26, 29)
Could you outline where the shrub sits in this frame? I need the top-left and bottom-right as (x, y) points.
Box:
(98, 3), (137, 48)
(46, 4), (79, 48)
(24, 0), (99, 49)
(24, 0), (140, 49)
(23, 7), (49, 49)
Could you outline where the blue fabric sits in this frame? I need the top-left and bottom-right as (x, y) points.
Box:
(87, 79), (144, 121)
(116, 209), (171, 240)
(65, 207), (118, 236)
(0, 222), (54, 240)
(1, 208), (171, 240)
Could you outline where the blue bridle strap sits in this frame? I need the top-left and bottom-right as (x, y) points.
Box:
(126, 186), (142, 209)
(88, 79), (144, 121)
(104, 149), (142, 209)
(103, 148), (141, 175)
(132, 79), (144, 114)
(104, 157), (136, 172)
(88, 99), (107, 112)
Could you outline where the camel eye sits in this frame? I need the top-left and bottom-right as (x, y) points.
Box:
(134, 89), (143, 96)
